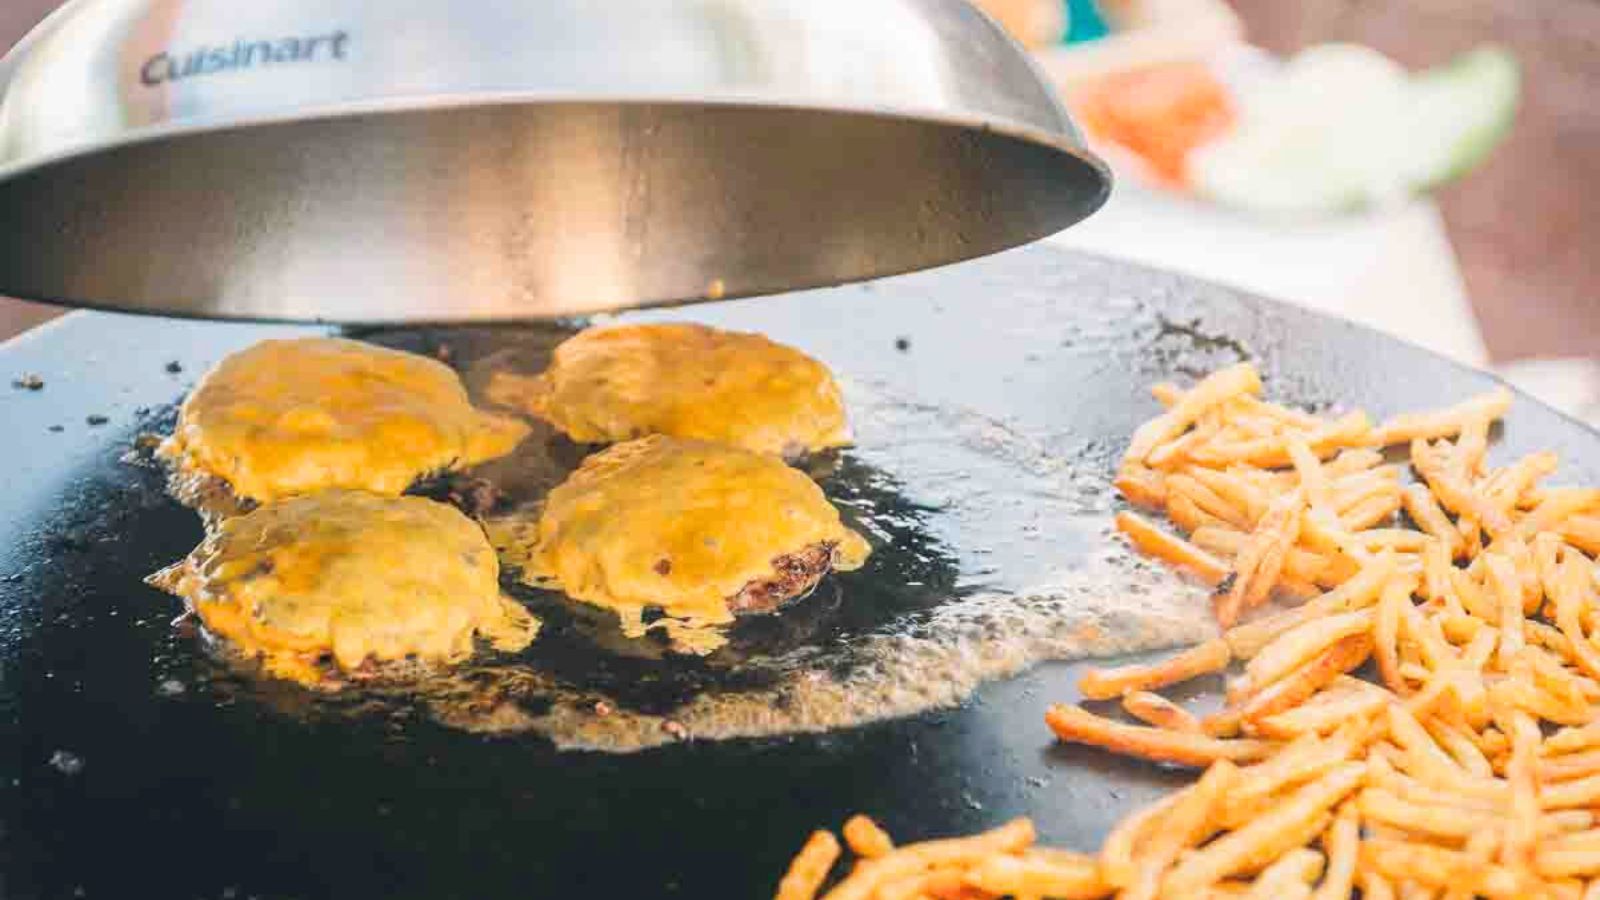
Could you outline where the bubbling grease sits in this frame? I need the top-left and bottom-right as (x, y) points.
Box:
(424, 551), (1210, 752)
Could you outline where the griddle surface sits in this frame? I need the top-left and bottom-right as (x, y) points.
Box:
(1, 246), (1594, 899)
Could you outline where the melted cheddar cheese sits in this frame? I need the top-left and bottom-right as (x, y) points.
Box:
(487, 323), (849, 457)
(492, 435), (870, 653)
(161, 337), (529, 503)
(148, 491), (538, 686)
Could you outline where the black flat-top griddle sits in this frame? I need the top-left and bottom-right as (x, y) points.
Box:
(1, 246), (1595, 900)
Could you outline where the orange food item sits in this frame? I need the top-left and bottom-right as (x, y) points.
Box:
(1074, 62), (1235, 187)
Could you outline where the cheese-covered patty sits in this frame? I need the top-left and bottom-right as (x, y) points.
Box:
(487, 323), (849, 457)
(161, 337), (528, 504)
(148, 491), (539, 686)
(493, 435), (870, 653)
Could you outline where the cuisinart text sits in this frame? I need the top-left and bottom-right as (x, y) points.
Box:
(140, 31), (350, 86)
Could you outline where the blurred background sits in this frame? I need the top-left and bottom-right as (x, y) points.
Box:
(1, 0), (1595, 422)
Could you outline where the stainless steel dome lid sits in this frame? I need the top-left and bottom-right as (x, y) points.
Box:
(0, 0), (1109, 323)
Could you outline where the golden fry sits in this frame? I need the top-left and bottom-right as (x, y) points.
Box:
(1357, 786), (1498, 840)
(1218, 730), (1363, 830)
(1223, 552), (1397, 659)
(1168, 473), (1255, 531)
(776, 830), (841, 900)
(1186, 467), (1271, 524)
(1509, 488), (1600, 542)
(1288, 436), (1333, 512)
(1369, 388), (1513, 446)
(1191, 411), (1372, 469)
(1236, 395), (1323, 431)
(1423, 717), (1494, 778)
(1372, 770), (1503, 814)
(1326, 448), (1386, 476)
(1120, 761), (1237, 900)
(1387, 704), (1506, 801)
(1358, 839), (1529, 899)
(1277, 574), (1325, 602)
(962, 848), (1109, 899)
(1240, 609), (1374, 695)
(1190, 527), (1344, 586)
(1540, 749), (1600, 783)
(1422, 539), (1455, 605)
(1161, 763), (1361, 893)
(1078, 639), (1232, 701)
(1121, 691), (1201, 733)
(1404, 484), (1462, 558)
(1375, 577), (1414, 694)
(1115, 511), (1230, 586)
(1448, 566), (1499, 621)
(1412, 437), (1512, 537)
(841, 815), (893, 860)
(1238, 635), (1372, 723)
(1169, 492), (1229, 533)
(1245, 848), (1324, 899)
(1553, 555), (1600, 682)
(1148, 418), (1222, 469)
(1114, 463), (1168, 510)
(1361, 871), (1399, 900)
(1501, 709), (1541, 875)
(1100, 792), (1180, 889)
(1330, 472), (1403, 516)
(1485, 451), (1560, 516)
(1151, 382), (1183, 407)
(1340, 492), (1404, 531)
(1313, 803), (1359, 900)
(1045, 704), (1274, 767)
(1546, 722), (1600, 756)
(1542, 773), (1600, 811)
(1125, 363), (1262, 464)
(1454, 415), (1492, 480)
(1536, 829), (1600, 879)
(1485, 554), (1526, 668)
(1218, 489), (1307, 625)
(1557, 514), (1600, 556)
(1253, 680), (1390, 741)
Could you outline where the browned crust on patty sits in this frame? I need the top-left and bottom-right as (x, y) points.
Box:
(162, 466), (255, 525)
(725, 542), (839, 615)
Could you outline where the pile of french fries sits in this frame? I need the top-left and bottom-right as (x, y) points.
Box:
(778, 362), (1600, 898)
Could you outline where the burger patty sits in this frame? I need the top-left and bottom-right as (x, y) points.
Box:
(725, 542), (839, 615)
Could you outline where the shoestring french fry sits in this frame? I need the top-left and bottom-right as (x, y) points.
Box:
(1246, 846), (1325, 899)
(1125, 363), (1262, 464)
(1078, 638), (1232, 701)
(1217, 489), (1306, 625)
(1236, 634), (1372, 723)
(842, 815), (895, 860)
(776, 830), (842, 900)
(1558, 514), (1600, 556)
(1044, 704), (1274, 767)
(1119, 760), (1237, 900)
(1368, 388), (1513, 447)
(1114, 511), (1229, 586)
(1121, 690), (1202, 733)
(1485, 451), (1560, 516)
